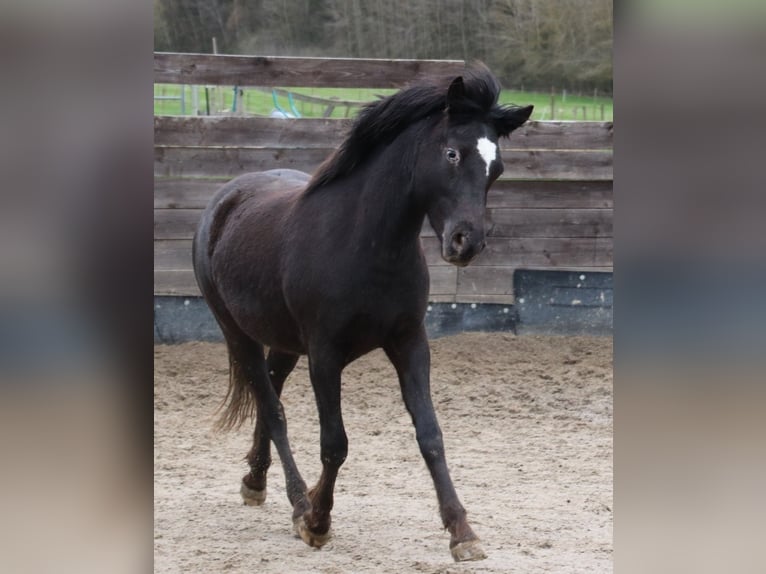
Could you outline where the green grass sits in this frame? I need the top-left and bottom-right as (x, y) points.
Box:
(154, 84), (612, 121)
(499, 90), (613, 121)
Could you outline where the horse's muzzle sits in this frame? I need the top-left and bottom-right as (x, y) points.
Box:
(442, 223), (486, 267)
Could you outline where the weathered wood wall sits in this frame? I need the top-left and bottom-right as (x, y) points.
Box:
(154, 53), (613, 304)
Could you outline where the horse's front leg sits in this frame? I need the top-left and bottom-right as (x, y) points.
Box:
(385, 327), (486, 562)
(295, 348), (347, 548)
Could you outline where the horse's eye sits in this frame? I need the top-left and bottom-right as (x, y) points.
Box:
(445, 148), (460, 163)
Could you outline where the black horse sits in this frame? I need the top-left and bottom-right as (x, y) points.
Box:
(193, 63), (533, 561)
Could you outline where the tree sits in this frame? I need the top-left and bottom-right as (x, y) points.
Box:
(153, 0), (612, 93)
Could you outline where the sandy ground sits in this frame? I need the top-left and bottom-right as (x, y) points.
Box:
(155, 332), (612, 573)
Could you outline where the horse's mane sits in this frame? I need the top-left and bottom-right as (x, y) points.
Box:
(303, 63), (504, 195)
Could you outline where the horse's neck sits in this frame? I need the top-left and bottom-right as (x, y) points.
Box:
(354, 142), (424, 254)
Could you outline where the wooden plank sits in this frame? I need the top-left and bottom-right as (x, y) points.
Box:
(499, 149), (612, 180)
(154, 177), (613, 210)
(457, 267), (516, 299)
(477, 237), (613, 267)
(487, 208), (612, 238)
(421, 237), (445, 266)
(155, 269), (201, 296)
(420, 221), (436, 240)
(510, 265), (613, 273)
(155, 53), (465, 88)
(428, 266), (458, 296)
(420, 206), (612, 240)
(454, 293), (515, 305)
(154, 146), (330, 178)
(155, 116), (350, 147)
(428, 294), (458, 303)
(508, 121), (612, 150)
(155, 209), (203, 240)
(487, 180), (612, 209)
(155, 146), (613, 180)
(420, 236), (613, 267)
(155, 240), (192, 270)
(154, 115), (612, 150)
(154, 177), (228, 209)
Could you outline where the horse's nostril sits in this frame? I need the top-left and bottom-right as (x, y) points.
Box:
(454, 233), (466, 248)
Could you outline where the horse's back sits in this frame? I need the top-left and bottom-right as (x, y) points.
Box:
(194, 169), (308, 261)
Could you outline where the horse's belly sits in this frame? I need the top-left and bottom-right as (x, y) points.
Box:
(333, 294), (427, 362)
(225, 292), (307, 354)
(212, 248), (306, 354)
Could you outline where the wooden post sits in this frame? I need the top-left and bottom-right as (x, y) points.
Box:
(212, 38), (221, 114)
(600, 104), (605, 121)
(550, 88), (555, 121)
(192, 85), (199, 115)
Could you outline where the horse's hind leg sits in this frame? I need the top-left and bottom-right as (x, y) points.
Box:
(223, 335), (311, 523)
(242, 350), (299, 505)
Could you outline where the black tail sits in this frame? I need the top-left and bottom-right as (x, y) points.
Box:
(213, 341), (257, 432)
(192, 187), (259, 432)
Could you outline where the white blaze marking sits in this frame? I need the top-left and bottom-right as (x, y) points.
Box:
(476, 137), (497, 177)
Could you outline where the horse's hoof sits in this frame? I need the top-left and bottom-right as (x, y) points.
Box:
(293, 515), (332, 549)
(451, 539), (487, 562)
(240, 482), (267, 506)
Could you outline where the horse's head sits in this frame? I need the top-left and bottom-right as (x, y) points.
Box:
(418, 71), (533, 266)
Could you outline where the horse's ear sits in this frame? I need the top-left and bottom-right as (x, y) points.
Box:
(495, 104), (534, 137)
(446, 76), (465, 112)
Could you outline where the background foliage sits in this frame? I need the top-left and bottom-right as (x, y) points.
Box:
(155, 0), (612, 94)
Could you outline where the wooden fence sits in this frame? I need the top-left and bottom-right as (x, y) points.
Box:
(154, 53), (613, 305)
